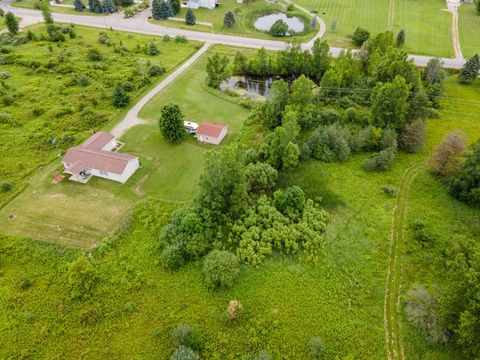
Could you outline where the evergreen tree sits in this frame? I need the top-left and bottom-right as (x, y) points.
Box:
(223, 11), (235, 28)
(4, 12), (19, 35)
(185, 8), (196, 25)
(102, 0), (115, 13)
(88, 0), (94, 11)
(396, 29), (405, 48)
(476, 0), (480, 15)
(112, 85), (130, 108)
(165, 0), (174, 16)
(90, 0), (103, 13)
(148, 42), (160, 55)
(458, 54), (480, 83)
(73, 0), (86, 11)
(171, 0), (180, 14)
(152, 0), (162, 19)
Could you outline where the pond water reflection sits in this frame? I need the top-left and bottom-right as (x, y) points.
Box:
(220, 76), (277, 98)
(254, 13), (305, 33)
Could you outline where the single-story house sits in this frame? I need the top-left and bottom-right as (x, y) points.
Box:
(196, 122), (227, 145)
(62, 132), (140, 184)
(186, 0), (216, 9)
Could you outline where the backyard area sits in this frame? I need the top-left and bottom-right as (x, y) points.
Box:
(150, 0), (317, 42)
(11, 0), (105, 15)
(0, 45), (250, 246)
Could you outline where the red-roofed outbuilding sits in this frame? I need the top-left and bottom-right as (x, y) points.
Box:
(196, 122), (227, 145)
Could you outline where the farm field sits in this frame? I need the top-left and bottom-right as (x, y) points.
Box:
(0, 24), (200, 206)
(394, 0), (453, 57)
(0, 46), (249, 246)
(1, 71), (479, 358)
(458, 3), (480, 58)
(150, 0), (317, 42)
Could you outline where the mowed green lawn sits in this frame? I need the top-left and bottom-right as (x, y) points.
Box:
(459, 3), (480, 58)
(0, 46), (249, 247)
(394, 0), (453, 57)
(150, 0), (317, 42)
(290, 0), (390, 47)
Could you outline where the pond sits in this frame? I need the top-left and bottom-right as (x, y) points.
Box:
(220, 76), (276, 98)
(254, 13), (305, 33)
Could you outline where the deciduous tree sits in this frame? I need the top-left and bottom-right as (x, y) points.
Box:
(206, 53), (229, 88)
(428, 131), (466, 175)
(449, 139), (480, 205)
(5, 12), (19, 35)
(158, 102), (186, 143)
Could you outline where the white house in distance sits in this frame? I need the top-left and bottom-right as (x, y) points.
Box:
(62, 132), (140, 184)
(196, 122), (227, 145)
(186, 0), (216, 9)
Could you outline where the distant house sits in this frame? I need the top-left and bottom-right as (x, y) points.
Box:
(196, 122), (227, 145)
(186, 0), (216, 9)
(62, 132), (140, 184)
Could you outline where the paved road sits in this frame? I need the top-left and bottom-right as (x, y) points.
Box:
(0, 1), (466, 69)
(111, 42), (210, 137)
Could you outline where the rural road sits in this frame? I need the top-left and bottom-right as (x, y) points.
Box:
(0, 1), (467, 69)
(111, 42), (211, 137)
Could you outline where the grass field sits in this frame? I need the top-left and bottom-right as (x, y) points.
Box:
(458, 3), (480, 58)
(0, 46), (249, 246)
(290, 0), (390, 47)
(0, 17), (5, 31)
(394, 0), (453, 57)
(150, 0), (317, 42)
(0, 24), (199, 205)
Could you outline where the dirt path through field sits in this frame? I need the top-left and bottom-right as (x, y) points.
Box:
(388, 0), (395, 30)
(384, 163), (423, 360)
(444, 2), (463, 59)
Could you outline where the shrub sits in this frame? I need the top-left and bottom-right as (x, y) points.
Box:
(76, 73), (90, 87)
(148, 63), (165, 76)
(0, 180), (12, 193)
(174, 35), (187, 43)
(67, 257), (97, 300)
(245, 162), (278, 195)
(225, 299), (243, 321)
(98, 32), (111, 45)
(147, 41), (160, 55)
(79, 302), (103, 325)
(306, 123), (351, 162)
(112, 85), (130, 108)
(411, 220), (435, 246)
(160, 245), (185, 270)
(172, 346), (200, 360)
(20, 276), (33, 290)
(381, 184), (397, 197)
(352, 27), (370, 46)
(308, 336), (325, 358)
(172, 324), (203, 351)
(87, 48), (103, 61)
(363, 147), (395, 172)
(405, 285), (449, 343)
(273, 186), (305, 216)
(122, 80), (134, 92)
(0, 71), (10, 79)
(203, 250), (240, 289)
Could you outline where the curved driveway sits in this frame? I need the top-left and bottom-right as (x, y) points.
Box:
(0, 0), (466, 69)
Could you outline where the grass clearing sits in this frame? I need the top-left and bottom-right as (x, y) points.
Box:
(394, 0), (453, 57)
(11, 0), (105, 15)
(458, 3), (480, 58)
(150, 0), (317, 42)
(0, 45), (249, 246)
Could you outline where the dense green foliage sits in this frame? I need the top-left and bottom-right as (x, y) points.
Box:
(352, 27), (370, 46)
(158, 102), (187, 143)
(203, 250), (240, 289)
(206, 52), (230, 88)
(185, 8), (196, 25)
(458, 53), (480, 83)
(449, 140), (480, 205)
(4, 12), (19, 34)
(223, 11), (235, 28)
(269, 19), (289, 37)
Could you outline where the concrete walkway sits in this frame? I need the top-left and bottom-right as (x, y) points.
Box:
(111, 42), (210, 137)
